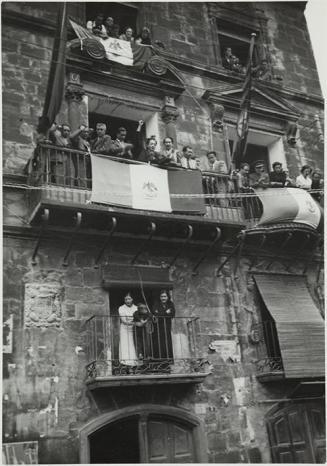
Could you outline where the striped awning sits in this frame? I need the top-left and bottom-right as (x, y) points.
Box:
(254, 274), (325, 378)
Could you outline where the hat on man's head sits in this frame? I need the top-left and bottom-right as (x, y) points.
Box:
(254, 160), (264, 169)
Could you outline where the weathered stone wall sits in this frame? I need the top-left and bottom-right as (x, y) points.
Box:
(3, 232), (323, 463)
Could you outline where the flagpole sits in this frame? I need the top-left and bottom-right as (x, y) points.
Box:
(232, 33), (256, 170)
(37, 2), (68, 136)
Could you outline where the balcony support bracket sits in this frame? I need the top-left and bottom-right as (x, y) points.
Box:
(192, 227), (221, 275)
(169, 224), (193, 267)
(249, 233), (267, 270)
(31, 208), (50, 265)
(131, 221), (157, 265)
(94, 217), (118, 268)
(62, 211), (82, 267)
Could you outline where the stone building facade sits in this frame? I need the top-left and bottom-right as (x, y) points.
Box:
(2, 2), (325, 464)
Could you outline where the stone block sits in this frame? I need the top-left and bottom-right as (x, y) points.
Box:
(21, 43), (46, 60)
(83, 268), (102, 286)
(24, 71), (42, 83)
(171, 39), (193, 57)
(2, 39), (18, 52)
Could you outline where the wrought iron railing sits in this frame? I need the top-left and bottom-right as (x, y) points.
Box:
(252, 321), (284, 375)
(84, 315), (208, 379)
(28, 143), (263, 225)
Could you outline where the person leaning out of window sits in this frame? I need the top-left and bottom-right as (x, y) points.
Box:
(119, 27), (134, 43)
(205, 151), (228, 174)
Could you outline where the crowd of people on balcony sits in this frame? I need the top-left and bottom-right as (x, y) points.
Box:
(235, 161), (323, 203)
(46, 122), (323, 204)
(118, 291), (175, 374)
(86, 12), (154, 46)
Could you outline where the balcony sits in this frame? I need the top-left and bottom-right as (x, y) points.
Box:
(27, 143), (249, 228)
(252, 321), (284, 382)
(84, 315), (210, 388)
(26, 144), (321, 253)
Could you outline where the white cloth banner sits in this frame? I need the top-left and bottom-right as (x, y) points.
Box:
(100, 37), (133, 66)
(130, 164), (172, 212)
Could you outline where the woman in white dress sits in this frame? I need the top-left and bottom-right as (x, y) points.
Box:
(118, 293), (140, 368)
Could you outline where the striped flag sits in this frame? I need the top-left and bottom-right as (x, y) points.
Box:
(232, 33), (256, 169)
(256, 188), (322, 231)
(90, 156), (205, 214)
(37, 3), (67, 134)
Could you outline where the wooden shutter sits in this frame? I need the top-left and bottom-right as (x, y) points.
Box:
(254, 274), (325, 378)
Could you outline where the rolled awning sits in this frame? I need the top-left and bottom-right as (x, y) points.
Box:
(254, 274), (325, 379)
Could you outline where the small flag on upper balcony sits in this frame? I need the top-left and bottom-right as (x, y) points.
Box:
(37, 3), (67, 134)
(232, 33), (256, 169)
(69, 20), (153, 69)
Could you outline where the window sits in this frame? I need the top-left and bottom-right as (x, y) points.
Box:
(228, 128), (287, 172)
(217, 19), (259, 68)
(85, 2), (138, 37)
(89, 112), (145, 157)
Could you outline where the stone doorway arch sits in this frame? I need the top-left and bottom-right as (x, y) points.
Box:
(79, 404), (208, 463)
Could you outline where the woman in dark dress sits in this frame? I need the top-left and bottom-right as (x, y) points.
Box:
(152, 290), (175, 364)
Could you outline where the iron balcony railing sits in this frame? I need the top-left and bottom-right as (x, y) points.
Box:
(27, 143), (263, 226)
(252, 321), (284, 376)
(84, 315), (207, 380)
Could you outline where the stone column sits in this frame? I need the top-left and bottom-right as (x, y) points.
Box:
(65, 72), (88, 131)
(161, 96), (180, 143)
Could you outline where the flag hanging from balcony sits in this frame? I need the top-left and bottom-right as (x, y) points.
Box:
(256, 188), (322, 230)
(91, 156), (172, 212)
(37, 3), (67, 134)
(90, 156), (206, 214)
(232, 33), (256, 168)
(69, 20), (153, 69)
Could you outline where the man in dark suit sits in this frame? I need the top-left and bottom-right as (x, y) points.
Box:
(90, 123), (113, 155)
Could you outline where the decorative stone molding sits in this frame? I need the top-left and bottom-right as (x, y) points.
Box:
(147, 56), (168, 76)
(161, 105), (180, 125)
(24, 283), (63, 328)
(65, 84), (85, 103)
(209, 103), (224, 132)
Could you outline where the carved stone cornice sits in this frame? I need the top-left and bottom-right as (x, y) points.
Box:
(65, 84), (85, 103)
(209, 103), (225, 132)
(161, 105), (180, 125)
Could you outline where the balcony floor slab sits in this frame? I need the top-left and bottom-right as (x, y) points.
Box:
(86, 372), (210, 388)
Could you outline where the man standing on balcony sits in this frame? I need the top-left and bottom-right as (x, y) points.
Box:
(180, 146), (198, 169)
(249, 161), (270, 190)
(90, 123), (113, 155)
(110, 127), (134, 159)
(205, 151), (228, 173)
(269, 162), (287, 188)
(48, 123), (79, 185)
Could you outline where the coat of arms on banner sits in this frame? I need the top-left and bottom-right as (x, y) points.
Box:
(142, 181), (159, 199)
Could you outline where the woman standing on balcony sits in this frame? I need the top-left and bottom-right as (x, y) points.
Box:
(152, 290), (175, 369)
(118, 292), (140, 372)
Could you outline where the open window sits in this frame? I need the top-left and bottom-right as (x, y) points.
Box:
(228, 129), (287, 173)
(85, 2), (139, 36)
(217, 19), (259, 68)
(89, 112), (145, 159)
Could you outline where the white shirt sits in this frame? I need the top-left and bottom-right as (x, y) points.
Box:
(296, 174), (312, 189)
(180, 156), (198, 169)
